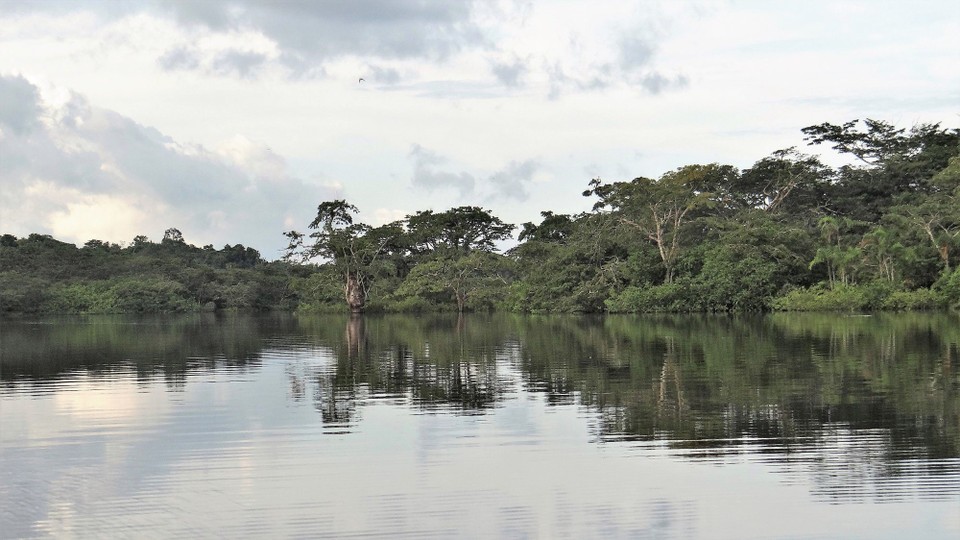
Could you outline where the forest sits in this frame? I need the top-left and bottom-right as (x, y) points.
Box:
(2, 118), (959, 315)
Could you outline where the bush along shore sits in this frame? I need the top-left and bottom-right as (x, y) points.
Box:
(3, 119), (959, 315)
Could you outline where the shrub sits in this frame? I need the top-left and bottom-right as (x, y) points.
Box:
(771, 284), (868, 311)
(881, 288), (946, 311)
(772, 282), (949, 312)
(290, 271), (343, 308)
(860, 280), (896, 310)
(693, 248), (779, 311)
(606, 282), (695, 313)
(0, 271), (49, 313)
(934, 268), (960, 309)
(45, 282), (112, 313)
(220, 282), (258, 309)
(106, 278), (196, 313)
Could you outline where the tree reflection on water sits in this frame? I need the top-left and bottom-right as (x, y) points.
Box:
(286, 311), (960, 502)
(301, 314), (514, 426)
(3, 311), (958, 501)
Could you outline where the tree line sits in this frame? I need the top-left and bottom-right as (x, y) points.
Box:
(2, 118), (959, 314)
(0, 228), (303, 314)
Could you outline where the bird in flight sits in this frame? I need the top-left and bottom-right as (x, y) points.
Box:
(358, 77), (365, 83)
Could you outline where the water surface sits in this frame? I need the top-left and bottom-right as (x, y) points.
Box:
(2, 313), (958, 538)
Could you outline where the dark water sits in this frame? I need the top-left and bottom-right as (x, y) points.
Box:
(1, 312), (958, 539)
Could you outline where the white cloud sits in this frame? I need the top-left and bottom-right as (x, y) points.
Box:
(46, 191), (150, 247)
(0, 75), (335, 255)
(373, 208), (409, 226)
(215, 135), (286, 181)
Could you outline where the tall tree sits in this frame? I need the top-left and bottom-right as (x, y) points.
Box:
(858, 226), (909, 283)
(399, 206), (515, 310)
(283, 200), (393, 312)
(517, 211), (575, 243)
(802, 119), (960, 221)
(808, 216), (865, 287)
(885, 150), (960, 275)
(398, 251), (513, 312)
(510, 211), (632, 312)
(405, 206), (514, 254)
(584, 165), (720, 284)
(163, 228), (184, 243)
(736, 147), (831, 214)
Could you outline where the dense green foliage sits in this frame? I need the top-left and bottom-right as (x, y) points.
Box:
(514, 119), (959, 313)
(0, 231), (309, 314)
(3, 119), (959, 314)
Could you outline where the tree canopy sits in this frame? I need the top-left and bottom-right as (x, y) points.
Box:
(4, 118), (959, 314)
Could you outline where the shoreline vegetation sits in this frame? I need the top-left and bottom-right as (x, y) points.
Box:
(3, 119), (959, 315)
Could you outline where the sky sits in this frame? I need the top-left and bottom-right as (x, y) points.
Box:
(1, 0), (958, 259)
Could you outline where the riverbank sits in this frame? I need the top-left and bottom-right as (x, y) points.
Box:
(4, 278), (958, 316)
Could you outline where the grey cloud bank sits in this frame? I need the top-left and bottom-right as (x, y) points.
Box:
(409, 144), (539, 203)
(159, 0), (484, 76)
(409, 144), (476, 196)
(12, 0), (685, 97)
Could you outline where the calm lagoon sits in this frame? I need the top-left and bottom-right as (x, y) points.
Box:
(2, 312), (958, 538)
